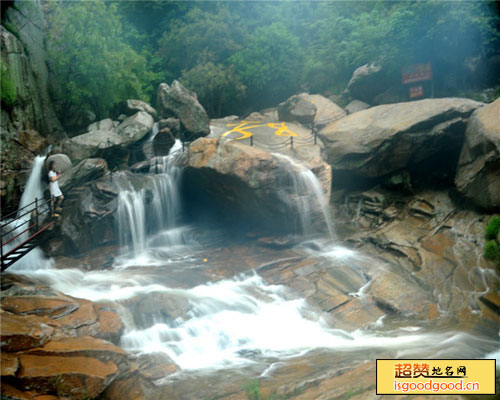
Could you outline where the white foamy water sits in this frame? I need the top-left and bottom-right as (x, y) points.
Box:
(119, 274), (499, 372)
(7, 152), (498, 378)
(3, 156), (53, 272)
(114, 140), (191, 266)
(273, 153), (335, 239)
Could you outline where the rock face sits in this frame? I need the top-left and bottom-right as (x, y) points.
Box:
(278, 93), (346, 130)
(319, 98), (483, 184)
(59, 112), (153, 164)
(183, 138), (331, 233)
(0, 11), (63, 142)
(278, 93), (317, 126)
(157, 80), (210, 139)
(0, 277), (126, 399)
(347, 63), (390, 104)
(455, 98), (500, 210)
(345, 99), (370, 114)
(59, 158), (109, 193)
(1, 4), (64, 216)
(117, 111), (154, 144)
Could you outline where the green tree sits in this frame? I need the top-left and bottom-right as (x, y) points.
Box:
(180, 62), (245, 117)
(46, 1), (155, 122)
(158, 5), (245, 79)
(230, 23), (303, 106)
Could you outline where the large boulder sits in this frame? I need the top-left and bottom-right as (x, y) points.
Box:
(88, 118), (116, 133)
(45, 154), (72, 174)
(59, 158), (108, 192)
(59, 112), (153, 164)
(116, 111), (154, 144)
(319, 98), (483, 184)
(125, 99), (157, 120)
(345, 99), (370, 115)
(455, 98), (500, 210)
(59, 127), (124, 164)
(183, 138), (331, 234)
(278, 94), (317, 126)
(278, 93), (345, 129)
(347, 63), (391, 104)
(308, 94), (346, 130)
(157, 80), (210, 139)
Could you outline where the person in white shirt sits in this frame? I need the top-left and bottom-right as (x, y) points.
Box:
(48, 160), (64, 217)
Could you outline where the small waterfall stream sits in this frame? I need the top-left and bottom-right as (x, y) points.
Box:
(3, 156), (53, 271)
(274, 153), (336, 240)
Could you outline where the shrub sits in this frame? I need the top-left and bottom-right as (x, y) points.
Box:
(484, 240), (500, 262)
(485, 215), (500, 240)
(1, 62), (17, 107)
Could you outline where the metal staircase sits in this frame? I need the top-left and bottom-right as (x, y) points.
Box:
(1, 198), (55, 271)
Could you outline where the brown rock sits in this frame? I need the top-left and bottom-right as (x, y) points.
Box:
(320, 98), (483, 179)
(101, 375), (146, 400)
(95, 307), (125, 344)
(1, 296), (78, 318)
(366, 269), (433, 317)
(57, 301), (97, 331)
(185, 138), (332, 233)
(455, 97), (500, 210)
(1, 312), (53, 351)
(17, 354), (118, 399)
(1, 351), (19, 376)
(17, 130), (48, 154)
(1, 383), (34, 399)
(25, 336), (126, 359)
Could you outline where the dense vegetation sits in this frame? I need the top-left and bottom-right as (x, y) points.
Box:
(484, 215), (500, 263)
(40, 0), (500, 121)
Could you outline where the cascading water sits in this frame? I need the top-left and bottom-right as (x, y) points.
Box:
(6, 147), (498, 393)
(3, 156), (53, 271)
(142, 122), (159, 160)
(114, 140), (190, 264)
(273, 153), (335, 240)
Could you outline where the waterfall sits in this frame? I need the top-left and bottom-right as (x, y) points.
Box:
(4, 156), (53, 271)
(116, 140), (185, 259)
(142, 122), (159, 159)
(273, 153), (335, 239)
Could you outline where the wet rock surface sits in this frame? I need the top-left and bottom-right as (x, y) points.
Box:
(319, 98), (483, 185)
(455, 97), (500, 210)
(183, 137), (331, 233)
(0, 276), (126, 399)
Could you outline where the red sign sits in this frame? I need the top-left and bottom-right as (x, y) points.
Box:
(402, 63), (432, 84)
(409, 85), (424, 98)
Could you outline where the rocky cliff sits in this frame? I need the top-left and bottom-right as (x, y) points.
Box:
(1, 1), (65, 217)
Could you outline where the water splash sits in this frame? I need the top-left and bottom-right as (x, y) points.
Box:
(4, 156), (53, 271)
(273, 153), (335, 239)
(114, 140), (189, 264)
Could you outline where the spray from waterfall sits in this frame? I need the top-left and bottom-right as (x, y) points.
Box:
(116, 140), (186, 259)
(273, 153), (335, 240)
(5, 156), (53, 271)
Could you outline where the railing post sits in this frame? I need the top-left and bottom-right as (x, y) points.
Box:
(290, 137), (294, 150)
(35, 198), (39, 230)
(250, 136), (253, 146)
(1, 231), (4, 267)
(155, 157), (158, 174)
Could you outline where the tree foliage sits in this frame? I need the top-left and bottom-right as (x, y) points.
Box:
(46, 0), (500, 120)
(46, 0), (155, 121)
(180, 62), (245, 117)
